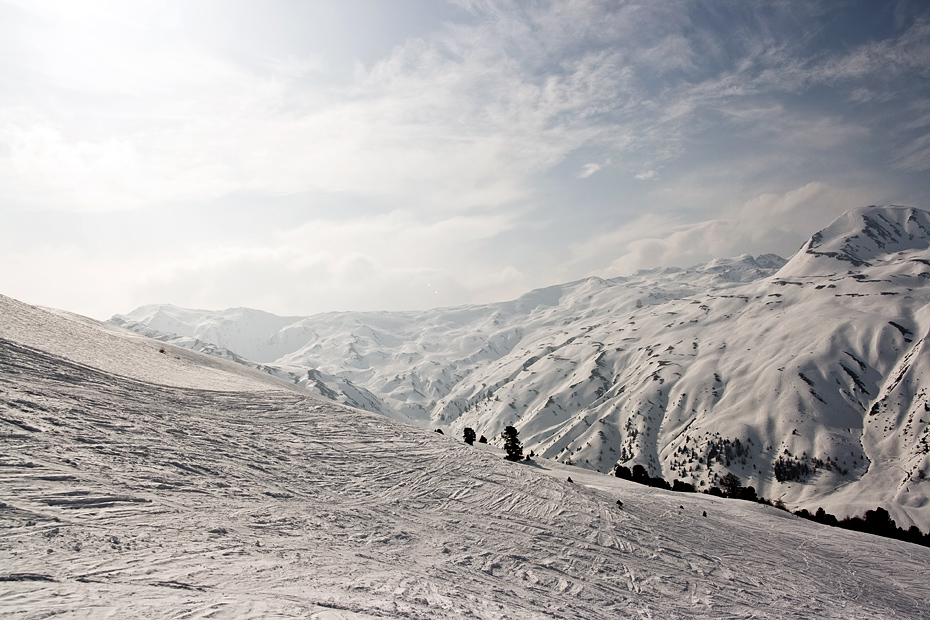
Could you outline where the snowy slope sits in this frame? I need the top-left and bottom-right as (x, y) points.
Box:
(118, 304), (306, 364)
(111, 205), (930, 531)
(0, 295), (304, 394)
(3, 295), (930, 618)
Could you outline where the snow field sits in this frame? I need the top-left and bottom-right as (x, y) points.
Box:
(1, 308), (929, 618)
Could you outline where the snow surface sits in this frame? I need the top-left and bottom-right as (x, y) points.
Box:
(0, 296), (303, 394)
(111, 205), (930, 531)
(2, 294), (930, 618)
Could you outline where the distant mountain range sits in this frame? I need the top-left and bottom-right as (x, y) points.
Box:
(110, 205), (930, 530)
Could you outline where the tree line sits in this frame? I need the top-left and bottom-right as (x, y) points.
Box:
(613, 463), (930, 547)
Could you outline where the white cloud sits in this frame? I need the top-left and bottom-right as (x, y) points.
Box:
(635, 170), (658, 181)
(813, 16), (930, 83)
(575, 182), (873, 278)
(578, 163), (601, 178)
(1, 207), (527, 318)
(0, 0), (643, 214)
(4, 0), (921, 215)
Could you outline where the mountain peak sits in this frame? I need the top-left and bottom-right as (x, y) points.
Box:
(780, 205), (930, 276)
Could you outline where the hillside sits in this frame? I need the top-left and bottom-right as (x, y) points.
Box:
(3, 293), (930, 618)
(110, 205), (930, 531)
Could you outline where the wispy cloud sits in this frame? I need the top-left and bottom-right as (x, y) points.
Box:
(3, 1), (924, 213)
(578, 163), (601, 178)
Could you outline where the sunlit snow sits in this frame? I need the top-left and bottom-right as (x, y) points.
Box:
(2, 281), (929, 617)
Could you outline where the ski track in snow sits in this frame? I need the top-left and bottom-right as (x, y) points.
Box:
(2, 331), (929, 618)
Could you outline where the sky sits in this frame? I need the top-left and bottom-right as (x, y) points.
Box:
(1, 0), (928, 320)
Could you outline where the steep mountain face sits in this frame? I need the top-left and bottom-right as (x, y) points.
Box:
(110, 205), (930, 530)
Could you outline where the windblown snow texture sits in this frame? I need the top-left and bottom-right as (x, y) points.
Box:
(112, 205), (930, 531)
(2, 293), (930, 618)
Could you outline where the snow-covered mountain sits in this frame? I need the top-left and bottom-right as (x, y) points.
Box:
(111, 205), (930, 531)
(3, 292), (930, 618)
(110, 252), (790, 423)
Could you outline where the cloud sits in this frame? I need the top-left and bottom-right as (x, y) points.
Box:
(813, 16), (930, 83)
(894, 101), (930, 171)
(3, 1), (925, 214)
(0, 0), (638, 214)
(2, 0), (780, 215)
(635, 170), (658, 181)
(0, 234), (487, 320)
(574, 182), (873, 277)
(577, 163), (601, 178)
(894, 133), (930, 172)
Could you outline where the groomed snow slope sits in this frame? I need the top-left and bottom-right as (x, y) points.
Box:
(3, 295), (930, 618)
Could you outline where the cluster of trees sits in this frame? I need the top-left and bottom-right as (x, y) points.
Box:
(460, 427), (488, 445)
(772, 455), (812, 482)
(613, 464), (930, 547)
(793, 505), (930, 546)
(708, 473), (759, 501)
(705, 437), (751, 468)
(773, 453), (848, 482)
(456, 425), (526, 462)
(614, 464), (676, 490)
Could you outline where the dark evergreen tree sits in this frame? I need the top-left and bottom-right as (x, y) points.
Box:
(434, 428), (444, 435)
(720, 473), (742, 497)
(738, 485), (758, 502)
(501, 425), (523, 461)
(478, 435), (488, 444)
(614, 465), (632, 480)
(631, 464), (649, 484)
(815, 507), (838, 526)
(864, 507), (896, 536)
(463, 427), (476, 445)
